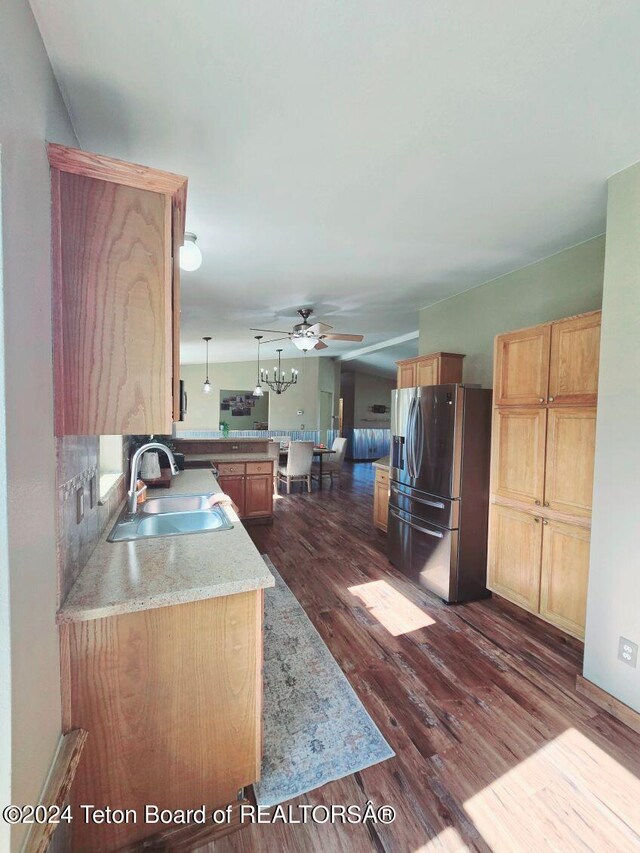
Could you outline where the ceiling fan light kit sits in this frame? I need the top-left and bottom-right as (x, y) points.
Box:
(250, 308), (364, 353)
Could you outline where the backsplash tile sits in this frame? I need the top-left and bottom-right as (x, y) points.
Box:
(56, 436), (130, 608)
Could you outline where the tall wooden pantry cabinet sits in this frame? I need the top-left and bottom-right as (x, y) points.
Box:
(487, 310), (601, 639)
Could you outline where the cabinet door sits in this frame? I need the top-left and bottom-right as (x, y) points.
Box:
(397, 362), (417, 389)
(416, 358), (437, 387)
(540, 520), (590, 639)
(54, 172), (172, 434)
(245, 475), (273, 518)
(492, 408), (547, 506)
(218, 475), (246, 517)
(494, 325), (551, 406)
(374, 475), (389, 531)
(544, 408), (597, 518)
(548, 312), (601, 406)
(488, 504), (543, 612)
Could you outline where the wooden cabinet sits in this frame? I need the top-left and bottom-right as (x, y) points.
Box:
(48, 144), (187, 435)
(539, 520), (590, 638)
(396, 352), (465, 389)
(245, 474), (273, 518)
(488, 504), (542, 613)
(544, 407), (597, 518)
(373, 467), (390, 532)
(492, 408), (547, 506)
(62, 592), (263, 851)
(217, 460), (273, 522)
(548, 312), (601, 405)
(488, 310), (600, 640)
(494, 324), (551, 406)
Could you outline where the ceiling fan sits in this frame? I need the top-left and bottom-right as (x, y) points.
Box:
(251, 308), (364, 352)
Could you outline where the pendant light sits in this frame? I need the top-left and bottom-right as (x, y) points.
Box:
(202, 336), (212, 394)
(252, 336), (264, 397)
(180, 232), (202, 272)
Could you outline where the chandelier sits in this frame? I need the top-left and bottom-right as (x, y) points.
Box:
(261, 348), (298, 395)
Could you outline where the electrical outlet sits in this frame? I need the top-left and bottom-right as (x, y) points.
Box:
(89, 475), (97, 509)
(76, 487), (84, 524)
(618, 637), (638, 668)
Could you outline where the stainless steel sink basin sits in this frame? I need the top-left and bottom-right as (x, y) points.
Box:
(141, 494), (214, 514)
(107, 501), (233, 542)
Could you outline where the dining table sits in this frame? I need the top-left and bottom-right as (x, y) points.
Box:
(279, 445), (335, 490)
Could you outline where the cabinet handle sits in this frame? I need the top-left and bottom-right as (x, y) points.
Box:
(535, 500), (541, 506)
(539, 398), (544, 403)
(548, 396), (554, 402)
(534, 517), (540, 523)
(544, 501), (549, 507)
(542, 519), (548, 525)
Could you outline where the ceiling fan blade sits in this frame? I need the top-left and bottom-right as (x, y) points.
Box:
(307, 322), (332, 335)
(321, 333), (364, 342)
(250, 327), (292, 335)
(314, 340), (329, 350)
(262, 336), (291, 344)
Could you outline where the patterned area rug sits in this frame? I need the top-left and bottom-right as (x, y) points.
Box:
(254, 556), (394, 808)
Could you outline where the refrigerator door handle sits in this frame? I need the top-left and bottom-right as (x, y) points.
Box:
(390, 484), (445, 510)
(414, 395), (424, 476)
(407, 395), (417, 478)
(389, 508), (445, 538)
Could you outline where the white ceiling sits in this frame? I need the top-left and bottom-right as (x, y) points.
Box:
(31, 0), (640, 366)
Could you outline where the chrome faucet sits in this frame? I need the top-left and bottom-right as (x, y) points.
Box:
(128, 442), (180, 513)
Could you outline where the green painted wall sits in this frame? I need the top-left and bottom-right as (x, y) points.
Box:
(419, 236), (606, 388)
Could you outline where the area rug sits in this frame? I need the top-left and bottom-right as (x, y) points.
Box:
(254, 556), (394, 808)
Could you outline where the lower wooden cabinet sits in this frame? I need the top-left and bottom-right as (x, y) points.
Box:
(217, 461), (273, 522)
(373, 467), (389, 532)
(539, 519), (590, 638)
(488, 504), (542, 613)
(488, 504), (590, 639)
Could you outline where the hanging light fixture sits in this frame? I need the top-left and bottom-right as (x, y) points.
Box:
(261, 348), (298, 395)
(180, 232), (202, 272)
(252, 336), (264, 397)
(202, 336), (212, 394)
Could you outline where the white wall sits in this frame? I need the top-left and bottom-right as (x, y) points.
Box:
(0, 1), (77, 848)
(584, 161), (640, 712)
(179, 355), (331, 432)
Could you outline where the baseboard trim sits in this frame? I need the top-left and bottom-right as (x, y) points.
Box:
(576, 674), (640, 735)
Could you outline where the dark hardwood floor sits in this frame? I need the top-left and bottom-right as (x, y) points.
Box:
(203, 463), (640, 853)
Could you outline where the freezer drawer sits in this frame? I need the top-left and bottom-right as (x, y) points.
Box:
(389, 480), (459, 529)
(388, 506), (458, 601)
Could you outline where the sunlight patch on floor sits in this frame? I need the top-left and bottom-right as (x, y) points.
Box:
(413, 826), (469, 851)
(463, 727), (640, 851)
(348, 580), (436, 636)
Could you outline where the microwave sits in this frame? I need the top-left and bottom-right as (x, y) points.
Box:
(179, 380), (187, 421)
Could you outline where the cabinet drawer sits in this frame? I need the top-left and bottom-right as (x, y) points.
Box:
(246, 462), (273, 475)
(216, 462), (246, 476)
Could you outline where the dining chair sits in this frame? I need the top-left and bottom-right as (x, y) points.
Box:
(267, 441), (281, 493)
(311, 436), (347, 486)
(277, 440), (314, 494)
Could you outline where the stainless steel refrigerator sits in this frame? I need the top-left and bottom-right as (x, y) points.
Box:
(387, 384), (492, 603)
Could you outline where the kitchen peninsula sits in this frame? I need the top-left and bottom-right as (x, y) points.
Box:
(57, 469), (273, 851)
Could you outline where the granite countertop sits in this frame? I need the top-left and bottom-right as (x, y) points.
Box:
(57, 470), (274, 624)
(372, 455), (390, 470)
(187, 453), (273, 463)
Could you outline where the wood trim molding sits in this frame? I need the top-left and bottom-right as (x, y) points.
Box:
(576, 674), (640, 735)
(396, 352), (465, 367)
(23, 729), (88, 853)
(47, 143), (188, 198)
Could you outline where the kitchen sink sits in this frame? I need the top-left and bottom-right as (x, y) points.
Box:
(141, 494), (214, 514)
(107, 500), (233, 542)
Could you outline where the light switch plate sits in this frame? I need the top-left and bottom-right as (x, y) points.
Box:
(618, 637), (638, 668)
(76, 487), (84, 524)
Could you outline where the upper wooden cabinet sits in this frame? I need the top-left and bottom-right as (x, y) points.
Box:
(548, 312), (601, 405)
(396, 352), (465, 389)
(494, 324), (551, 406)
(48, 144), (187, 435)
(494, 310), (601, 407)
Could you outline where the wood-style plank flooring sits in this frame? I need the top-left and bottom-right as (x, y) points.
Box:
(203, 464), (640, 853)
